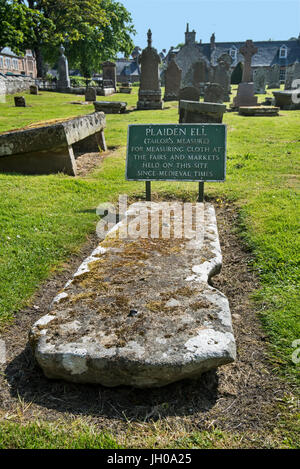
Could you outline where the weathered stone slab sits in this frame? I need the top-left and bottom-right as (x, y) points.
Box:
(0, 112), (107, 175)
(179, 100), (226, 123)
(239, 106), (279, 116)
(273, 90), (300, 110)
(232, 82), (258, 108)
(30, 202), (236, 388)
(93, 101), (127, 114)
(164, 59), (182, 101)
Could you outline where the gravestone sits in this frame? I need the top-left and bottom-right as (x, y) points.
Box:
(213, 53), (232, 101)
(94, 101), (127, 114)
(204, 83), (224, 104)
(30, 201), (236, 387)
(164, 58), (182, 101)
(268, 64), (280, 88)
(57, 45), (71, 91)
(233, 40), (258, 108)
(85, 87), (97, 102)
(14, 96), (26, 107)
(137, 30), (163, 110)
(178, 86), (200, 102)
(273, 89), (300, 110)
(254, 68), (267, 94)
(29, 85), (38, 95)
(0, 112), (107, 176)
(179, 100), (226, 123)
(102, 61), (117, 91)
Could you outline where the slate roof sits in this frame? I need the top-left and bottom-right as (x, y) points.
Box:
(0, 47), (19, 58)
(168, 38), (300, 68)
(116, 59), (140, 78)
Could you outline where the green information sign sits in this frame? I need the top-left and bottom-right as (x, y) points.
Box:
(126, 124), (227, 182)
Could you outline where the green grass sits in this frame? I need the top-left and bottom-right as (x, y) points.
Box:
(0, 87), (299, 448)
(0, 421), (120, 449)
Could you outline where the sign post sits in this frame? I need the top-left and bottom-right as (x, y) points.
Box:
(126, 124), (227, 200)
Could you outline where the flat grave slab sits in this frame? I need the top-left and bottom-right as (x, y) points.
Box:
(239, 106), (279, 116)
(30, 202), (236, 388)
(273, 90), (300, 110)
(0, 112), (107, 176)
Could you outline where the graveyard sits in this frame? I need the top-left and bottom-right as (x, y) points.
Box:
(0, 77), (299, 448)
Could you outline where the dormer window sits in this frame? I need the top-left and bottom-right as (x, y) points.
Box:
(279, 45), (287, 58)
(229, 46), (237, 60)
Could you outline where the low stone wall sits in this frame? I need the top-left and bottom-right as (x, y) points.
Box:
(0, 76), (35, 96)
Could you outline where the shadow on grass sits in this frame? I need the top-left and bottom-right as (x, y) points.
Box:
(5, 344), (218, 423)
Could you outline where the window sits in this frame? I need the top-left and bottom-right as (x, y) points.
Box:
(0, 56), (3, 69)
(5, 57), (11, 69)
(12, 59), (19, 70)
(229, 46), (237, 60)
(280, 68), (286, 81)
(279, 45), (287, 59)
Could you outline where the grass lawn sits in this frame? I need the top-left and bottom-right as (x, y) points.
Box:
(0, 86), (299, 448)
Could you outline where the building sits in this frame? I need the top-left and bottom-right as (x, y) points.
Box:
(0, 48), (37, 78)
(116, 57), (140, 83)
(166, 25), (300, 83)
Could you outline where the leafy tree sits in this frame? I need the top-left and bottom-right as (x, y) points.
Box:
(0, 0), (53, 54)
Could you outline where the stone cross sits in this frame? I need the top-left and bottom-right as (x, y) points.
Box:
(240, 40), (258, 83)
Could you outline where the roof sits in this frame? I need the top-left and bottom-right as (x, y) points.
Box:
(170, 38), (300, 68)
(0, 47), (19, 58)
(116, 59), (140, 77)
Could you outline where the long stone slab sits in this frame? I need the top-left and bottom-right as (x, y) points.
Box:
(0, 112), (107, 176)
(273, 90), (300, 110)
(29, 202), (236, 388)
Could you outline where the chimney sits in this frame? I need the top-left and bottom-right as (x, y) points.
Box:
(185, 23), (196, 45)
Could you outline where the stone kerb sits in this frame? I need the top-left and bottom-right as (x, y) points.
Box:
(30, 201), (236, 388)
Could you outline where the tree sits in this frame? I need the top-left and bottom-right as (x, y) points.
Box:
(0, 0), (52, 54)
(65, 0), (135, 76)
(25, 0), (135, 76)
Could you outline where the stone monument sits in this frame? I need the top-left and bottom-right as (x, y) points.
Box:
(29, 85), (38, 95)
(233, 40), (258, 108)
(102, 61), (117, 91)
(254, 68), (267, 94)
(137, 29), (163, 110)
(204, 83), (224, 104)
(85, 87), (97, 102)
(213, 53), (232, 101)
(14, 96), (26, 107)
(268, 64), (280, 88)
(57, 45), (71, 91)
(164, 57), (182, 101)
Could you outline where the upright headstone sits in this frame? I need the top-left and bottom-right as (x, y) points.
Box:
(178, 86), (200, 102)
(213, 53), (232, 101)
(29, 85), (38, 95)
(85, 87), (97, 102)
(233, 40), (258, 108)
(137, 29), (163, 110)
(102, 61), (117, 91)
(254, 68), (267, 94)
(291, 62), (300, 89)
(14, 96), (26, 107)
(268, 64), (280, 88)
(284, 64), (294, 90)
(164, 58), (182, 101)
(57, 45), (71, 91)
(204, 83), (224, 103)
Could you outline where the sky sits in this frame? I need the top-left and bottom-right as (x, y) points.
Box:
(121, 0), (300, 52)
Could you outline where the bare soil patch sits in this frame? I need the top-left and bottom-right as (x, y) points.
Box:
(0, 200), (294, 437)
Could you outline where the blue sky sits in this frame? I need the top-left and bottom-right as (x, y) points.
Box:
(121, 0), (300, 52)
